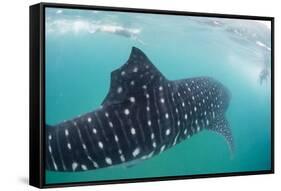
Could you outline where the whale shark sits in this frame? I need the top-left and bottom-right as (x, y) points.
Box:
(46, 47), (233, 172)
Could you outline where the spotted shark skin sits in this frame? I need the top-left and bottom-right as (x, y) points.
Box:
(46, 47), (233, 172)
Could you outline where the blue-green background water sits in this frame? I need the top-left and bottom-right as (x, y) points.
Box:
(45, 8), (271, 184)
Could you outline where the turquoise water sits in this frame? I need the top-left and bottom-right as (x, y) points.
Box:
(45, 8), (271, 184)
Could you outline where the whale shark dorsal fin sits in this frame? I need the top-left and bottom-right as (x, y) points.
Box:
(102, 47), (166, 106)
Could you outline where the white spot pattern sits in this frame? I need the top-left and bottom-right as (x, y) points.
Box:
(160, 145), (166, 152)
(166, 128), (171, 135)
(105, 157), (112, 165)
(81, 164), (88, 170)
(92, 128), (97, 134)
(131, 127), (136, 135)
(120, 155), (125, 162)
(132, 147), (140, 157)
(117, 86), (123, 93)
(67, 143), (71, 150)
(129, 97), (135, 103)
(130, 81), (135, 86)
(48, 145), (52, 153)
(82, 144), (87, 150)
(87, 117), (92, 123)
(72, 162), (78, 171)
(124, 109), (130, 115)
(98, 141), (103, 149)
(114, 135), (119, 142)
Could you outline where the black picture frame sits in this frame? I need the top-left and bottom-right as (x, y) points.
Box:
(29, 2), (275, 188)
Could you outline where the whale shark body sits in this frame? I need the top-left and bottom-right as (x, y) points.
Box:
(46, 47), (233, 172)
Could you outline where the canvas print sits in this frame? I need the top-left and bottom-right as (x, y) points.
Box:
(45, 7), (272, 185)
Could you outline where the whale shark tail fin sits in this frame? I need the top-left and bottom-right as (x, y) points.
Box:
(207, 114), (234, 158)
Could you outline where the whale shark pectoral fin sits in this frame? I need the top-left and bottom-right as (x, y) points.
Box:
(102, 47), (166, 106)
(208, 115), (234, 157)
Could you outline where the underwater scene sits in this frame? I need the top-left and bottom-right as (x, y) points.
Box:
(45, 7), (272, 184)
